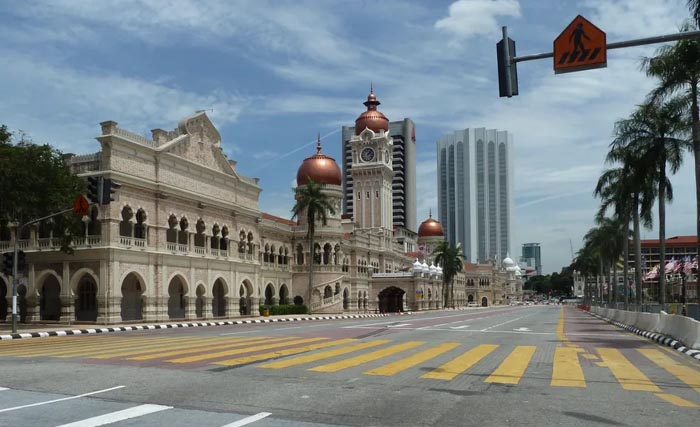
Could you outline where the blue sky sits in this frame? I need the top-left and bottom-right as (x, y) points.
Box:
(0, 0), (693, 273)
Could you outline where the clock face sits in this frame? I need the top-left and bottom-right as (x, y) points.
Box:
(361, 147), (375, 162)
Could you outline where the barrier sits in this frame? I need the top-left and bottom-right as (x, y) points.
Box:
(584, 305), (700, 350)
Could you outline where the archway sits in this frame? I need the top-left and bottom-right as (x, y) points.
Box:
(0, 277), (7, 322)
(481, 297), (488, 307)
(40, 275), (61, 321)
(279, 284), (289, 305)
(212, 279), (227, 317)
(195, 284), (205, 318)
(468, 294), (474, 303)
(75, 276), (97, 322)
(168, 276), (187, 319)
(343, 288), (349, 310)
(121, 273), (144, 321)
(264, 283), (275, 306)
(378, 287), (404, 313)
(323, 285), (333, 299)
(239, 281), (253, 316)
(17, 284), (27, 323)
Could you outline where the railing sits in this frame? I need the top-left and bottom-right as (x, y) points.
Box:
(211, 248), (220, 257)
(114, 127), (155, 148)
(178, 243), (188, 253)
(120, 236), (146, 248)
(194, 246), (206, 255)
(86, 236), (101, 246)
(120, 236), (132, 246)
(38, 238), (61, 249)
(17, 240), (30, 249)
(167, 242), (177, 252)
(0, 242), (9, 251)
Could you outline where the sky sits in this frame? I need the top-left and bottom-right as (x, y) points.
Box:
(0, 0), (694, 274)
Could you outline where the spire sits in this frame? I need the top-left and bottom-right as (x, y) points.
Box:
(370, 81), (373, 93)
(429, 208), (432, 218)
(364, 83), (380, 110)
(316, 133), (322, 154)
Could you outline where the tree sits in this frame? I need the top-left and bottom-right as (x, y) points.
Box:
(291, 178), (336, 313)
(610, 99), (690, 304)
(643, 21), (700, 300)
(432, 241), (464, 308)
(0, 127), (85, 252)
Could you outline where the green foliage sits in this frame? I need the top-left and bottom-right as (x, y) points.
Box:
(0, 127), (85, 253)
(432, 241), (464, 308)
(524, 269), (573, 297)
(259, 304), (308, 316)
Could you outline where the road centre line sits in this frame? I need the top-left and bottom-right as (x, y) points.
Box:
(0, 386), (125, 413)
(55, 404), (172, 427)
(221, 412), (272, 427)
(418, 317), (485, 329)
(480, 312), (537, 331)
(0, 387), (8, 391)
(345, 308), (526, 329)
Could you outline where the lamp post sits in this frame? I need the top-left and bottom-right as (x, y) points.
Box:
(680, 269), (687, 316)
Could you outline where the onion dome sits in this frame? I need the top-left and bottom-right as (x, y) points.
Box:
(421, 261), (430, 273)
(354, 85), (389, 135)
(503, 254), (515, 269)
(429, 262), (437, 275)
(436, 264), (443, 275)
(418, 211), (444, 237)
(296, 135), (342, 186)
(413, 258), (423, 273)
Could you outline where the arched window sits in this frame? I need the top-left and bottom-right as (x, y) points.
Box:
(134, 209), (147, 240)
(323, 243), (332, 265)
(221, 226), (229, 251)
(211, 224), (220, 249)
(119, 206), (134, 237)
(178, 217), (189, 245)
(296, 244), (304, 265)
(270, 245), (276, 264)
(166, 215), (178, 243)
(247, 232), (254, 254)
(87, 206), (101, 236)
(194, 219), (206, 247)
(264, 244), (270, 263)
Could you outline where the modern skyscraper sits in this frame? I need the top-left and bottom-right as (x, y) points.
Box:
(521, 242), (542, 276)
(437, 128), (514, 263)
(342, 89), (416, 232)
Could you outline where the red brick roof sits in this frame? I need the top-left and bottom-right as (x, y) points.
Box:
(464, 262), (477, 271)
(262, 213), (296, 226)
(639, 235), (697, 247)
(405, 251), (422, 259)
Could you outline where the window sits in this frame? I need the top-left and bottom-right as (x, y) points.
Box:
(375, 190), (379, 198)
(366, 192), (370, 199)
(357, 192), (361, 200)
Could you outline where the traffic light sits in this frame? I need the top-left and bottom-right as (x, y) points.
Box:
(497, 35), (519, 97)
(101, 179), (122, 205)
(86, 176), (100, 203)
(2, 252), (13, 277)
(17, 250), (26, 274)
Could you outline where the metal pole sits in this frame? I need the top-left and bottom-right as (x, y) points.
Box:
(514, 30), (700, 63)
(11, 224), (21, 334)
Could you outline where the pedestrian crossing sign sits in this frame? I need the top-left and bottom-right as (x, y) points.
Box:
(553, 15), (607, 74)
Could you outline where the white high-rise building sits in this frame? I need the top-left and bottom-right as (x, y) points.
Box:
(437, 128), (514, 263)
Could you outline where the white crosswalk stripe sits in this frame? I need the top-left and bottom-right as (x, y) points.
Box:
(220, 412), (272, 427)
(55, 404), (172, 427)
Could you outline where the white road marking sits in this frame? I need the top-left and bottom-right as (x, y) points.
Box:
(0, 387), (9, 391)
(513, 327), (532, 332)
(221, 412), (272, 427)
(480, 312), (537, 332)
(55, 404), (172, 427)
(387, 323), (411, 328)
(451, 325), (470, 329)
(0, 386), (125, 413)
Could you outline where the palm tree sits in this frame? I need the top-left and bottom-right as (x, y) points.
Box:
(291, 178), (336, 312)
(610, 99), (690, 304)
(643, 21), (700, 299)
(606, 140), (657, 308)
(572, 240), (598, 305)
(432, 241), (464, 308)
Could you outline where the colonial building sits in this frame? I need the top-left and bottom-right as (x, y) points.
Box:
(0, 92), (521, 325)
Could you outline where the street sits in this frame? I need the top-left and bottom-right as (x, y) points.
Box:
(1, 306), (699, 426)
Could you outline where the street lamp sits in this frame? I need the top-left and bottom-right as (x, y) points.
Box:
(680, 269), (687, 316)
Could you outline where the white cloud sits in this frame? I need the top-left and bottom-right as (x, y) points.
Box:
(435, 0), (521, 40)
(584, 0), (688, 38)
(0, 49), (248, 153)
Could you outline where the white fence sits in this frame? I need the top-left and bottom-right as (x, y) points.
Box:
(592, 306), (700, 349)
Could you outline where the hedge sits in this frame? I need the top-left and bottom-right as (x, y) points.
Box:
(259, 304), (309, 316)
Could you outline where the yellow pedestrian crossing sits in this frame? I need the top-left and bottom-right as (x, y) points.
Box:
(4, 332), (700, 409)
(167, 337), (328, 364)
(308, 341), (424, 373)
(258, 340), (391, 369)
(212, 339), (357, 367)
(597, 348), (661, 392)
(551, 346), (586, 388)
(364, 343), (461, 376)
(421, 344), (497, 381)
(485, 346), (536, 385)
(128, 336), (274, 361)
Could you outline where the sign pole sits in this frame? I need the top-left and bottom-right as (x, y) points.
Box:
(11, 223), (21, 334)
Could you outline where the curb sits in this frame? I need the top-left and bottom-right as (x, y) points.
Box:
(0, 312), (413, 341)
(585, 311), (700, 361)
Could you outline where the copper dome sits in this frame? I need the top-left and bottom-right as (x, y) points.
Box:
(418, 213), (444, 237)
(355, 86), (389, 135)
(296, 136), (342, 186)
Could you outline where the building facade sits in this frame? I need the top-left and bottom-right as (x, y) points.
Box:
(436, 128), (514, 263)
(521, 243), (542, 276)
(342, 90), (416, 232)
(0, 101), (520, 325)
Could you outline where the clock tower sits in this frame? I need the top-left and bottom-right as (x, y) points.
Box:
(349, 88), (394, 230)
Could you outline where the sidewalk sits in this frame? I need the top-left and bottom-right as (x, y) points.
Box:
(0, 311), (414, 341)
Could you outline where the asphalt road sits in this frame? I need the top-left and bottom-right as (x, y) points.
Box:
(1, 305), (699, 427)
